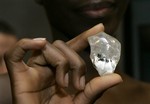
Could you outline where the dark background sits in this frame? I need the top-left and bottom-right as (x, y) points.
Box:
(124, 0), (150, 81)
(0, 0), (52, 41)
(0, 0), (150, 82)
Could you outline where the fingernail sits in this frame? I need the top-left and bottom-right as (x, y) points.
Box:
(98, 23), (104, 27)
(33, 38), (46, 41)
(99, 23), (103, 25)
(64, 73), (69, 87)
(95, 23), (103, 27)
(80, 76), (85, 89)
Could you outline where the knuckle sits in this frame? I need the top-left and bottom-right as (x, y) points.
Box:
(53, 40), (65, 46)
(5, 39), (28, 62)
(15, 38), (28, 48)
(18, 38), (28, 46)
(73, 59), (86, 73)
(58, 57), (69, 67)
(85, 82), (94, 98)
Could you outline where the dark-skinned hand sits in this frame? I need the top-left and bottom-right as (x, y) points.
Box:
(5, 24), (122, 104)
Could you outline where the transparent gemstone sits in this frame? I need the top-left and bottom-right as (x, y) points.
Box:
(88, 32), (121, 76)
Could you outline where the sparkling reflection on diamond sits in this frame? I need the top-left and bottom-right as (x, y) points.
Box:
(88, 32), (121, 76)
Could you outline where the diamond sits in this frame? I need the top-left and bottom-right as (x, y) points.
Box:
(88, 32), (121, 76)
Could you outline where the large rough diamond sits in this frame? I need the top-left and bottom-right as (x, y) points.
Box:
(88, 32), (121, 76)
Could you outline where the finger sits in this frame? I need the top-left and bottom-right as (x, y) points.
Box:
(74, 73), (122, 104)
(5, 38), (46, 72)
(67, 23), (104, 52)
(27, 50), (46, 67)
(27, 52), (56, 87)
(42, 42), (70, 87)
(53, 40), (86, 90)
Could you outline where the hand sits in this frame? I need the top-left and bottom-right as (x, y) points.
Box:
(5, 24), (122, 104)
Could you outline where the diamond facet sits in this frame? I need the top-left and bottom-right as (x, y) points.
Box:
(88, 32), (121, 76)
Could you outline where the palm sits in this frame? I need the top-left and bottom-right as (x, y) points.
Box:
(13, 64), (88, 104)
(13, 63), (121, 104)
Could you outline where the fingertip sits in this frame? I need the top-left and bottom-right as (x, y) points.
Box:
(64, 73), (69, 87)
(103, 73), (123, 84)
(33, 38), (46, 41)
(18, 38), (46, 50)
(67, 23), (105, 52)
(33, 38), (47, 48)
(82, 23), (105, 40)
(72, 65), (86, 90)
(80, 76), (85, 90)
(73, 75), (85, 90)
(95, 73), (123, 88)
(112, 73), (123, 83)
(56, 72), (69, 88)
(83, 73), (122, 101)
(85, 73), (123, 94)
(93, 23), (105, 32)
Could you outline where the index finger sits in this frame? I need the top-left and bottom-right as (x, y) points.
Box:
(5, 38), (46, 72)
(66, 23), (104, 52)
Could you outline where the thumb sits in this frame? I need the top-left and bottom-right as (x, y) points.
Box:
(75, 73), (122, 104)
(67, 23), (104, 52)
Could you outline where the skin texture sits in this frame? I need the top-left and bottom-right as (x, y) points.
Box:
(5, 24), (122, 104)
